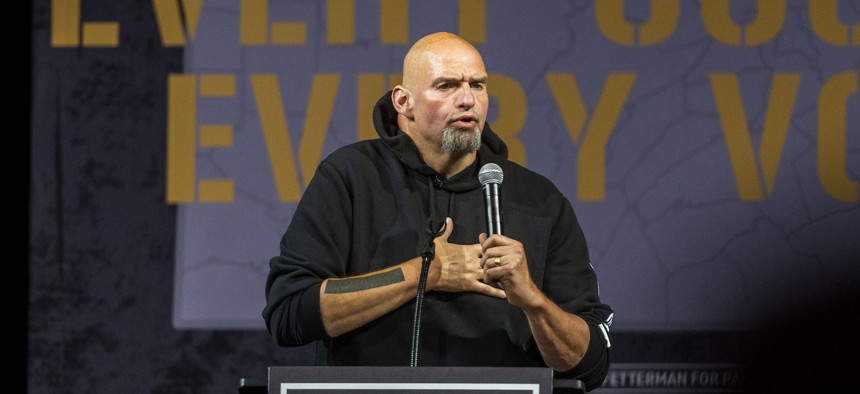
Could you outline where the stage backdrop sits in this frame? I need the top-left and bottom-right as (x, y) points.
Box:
(152, 0), (860, 330)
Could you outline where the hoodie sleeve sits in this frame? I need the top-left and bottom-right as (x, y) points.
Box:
(541, 196), (614, 391)
(262, 160), (352, 346)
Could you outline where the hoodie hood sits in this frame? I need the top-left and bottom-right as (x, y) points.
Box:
(371, 91), (509, 193)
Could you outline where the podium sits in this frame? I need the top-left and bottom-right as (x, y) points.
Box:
(240, 366), (585, 394)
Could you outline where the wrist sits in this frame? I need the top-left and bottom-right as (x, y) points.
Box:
(425, 254), (442, 291)
(518, 286), (550, 313)
(409, 255), (439, 292)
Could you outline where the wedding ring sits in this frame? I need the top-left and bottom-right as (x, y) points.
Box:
(493, 257), (501, 267)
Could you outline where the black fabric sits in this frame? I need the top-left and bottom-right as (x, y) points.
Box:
(263, 92), (613, 391)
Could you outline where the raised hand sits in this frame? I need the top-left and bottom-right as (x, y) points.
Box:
(430, 218), (506, 299)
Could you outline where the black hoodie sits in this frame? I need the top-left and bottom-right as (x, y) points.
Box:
(263, 92), (613, 390)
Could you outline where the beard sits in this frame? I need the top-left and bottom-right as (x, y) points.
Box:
(440, 124), (482, 154)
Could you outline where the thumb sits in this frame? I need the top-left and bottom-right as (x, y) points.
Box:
(477, 232), (488, 254)
(438, 217), (454, 242)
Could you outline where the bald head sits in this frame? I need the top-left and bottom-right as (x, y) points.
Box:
(391, 32), (489, 176)
(401, 32), (486, 91)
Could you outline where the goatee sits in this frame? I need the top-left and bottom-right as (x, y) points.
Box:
(440, 124), (481, 154)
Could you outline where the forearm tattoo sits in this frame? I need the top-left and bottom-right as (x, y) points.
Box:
(324, 268), (406, 294)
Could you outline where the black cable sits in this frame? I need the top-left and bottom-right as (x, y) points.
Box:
(410, 178), (446, 367)
(410, 247), (434, 367)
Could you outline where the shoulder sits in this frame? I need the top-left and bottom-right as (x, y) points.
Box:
(309, 139), (405, 191)
(322, 139), (386, 165)
(497, 161), (575, 220)
(316, 139), (393, 175)
(500, 161), (564, 197)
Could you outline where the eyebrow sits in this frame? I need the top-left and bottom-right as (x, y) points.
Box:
(432, 75), (488, 85)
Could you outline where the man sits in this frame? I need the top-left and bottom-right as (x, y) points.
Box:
(263, 32), (613, 391)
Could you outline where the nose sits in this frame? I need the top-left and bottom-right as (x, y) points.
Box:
(457, 83), (475, 109)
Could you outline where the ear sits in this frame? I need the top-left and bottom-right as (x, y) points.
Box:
(391, 86), (414, 119)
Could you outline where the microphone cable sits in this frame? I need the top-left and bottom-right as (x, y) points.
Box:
(410, 177), (447, 367)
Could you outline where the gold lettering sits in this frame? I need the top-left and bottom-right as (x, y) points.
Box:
(595, 0), (679, 46)
(357, 73), (400, 141)
(197, 74), (237, 202)
(381, 0), (408, 44)
(702, 0), (785, 46)
(240, 0), (267, 45)
(710, 73), (800, 200)
(199, 74), (236, 149)
(545, 73), (587, 142)
(595, 0), (634, 45)
(164, 73), (239, 203)
(809, 0), (860, 47)
(166, 74), (197, 203)
(299, 74), (341, 188)
(241, 0), (307, 45)
(546, 73), (636, 201)
(578, 73), (636, 201)
(271, 22), (307, 45)
(51, 0), (119, 47)
(198, 180), (234, 203)
(198, 125), (233, 147)
(357, 74), (385, 142)
(200, 74), (236, 96)
(744, 0), (784, 45)
(152, 0), (204, 46)
(459, 0), (487, 44)
(487, 73), (527, 166)
(251, 74), (303, 202)
(327, 0), (354, 44)
(818, 71), (858, 202)
(51, 0), (80, 47)
(639, 0), (679, 45)
(81, 22), (120, 47)
(758, 74), (799, 195)
(702, 0), (741, 45)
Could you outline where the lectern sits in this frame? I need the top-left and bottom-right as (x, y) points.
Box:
(240, 366), (585, 394)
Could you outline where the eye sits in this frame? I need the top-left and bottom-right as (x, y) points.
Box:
(471, 82), (485, 90)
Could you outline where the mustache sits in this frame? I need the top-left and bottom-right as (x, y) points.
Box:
(449, 113), (480, 123)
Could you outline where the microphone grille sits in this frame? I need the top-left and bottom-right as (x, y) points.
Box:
(478, 163), (504, 185)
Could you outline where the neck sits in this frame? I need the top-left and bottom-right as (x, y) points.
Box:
(400, 122), (477, 178)
(424, 150), (477, 179)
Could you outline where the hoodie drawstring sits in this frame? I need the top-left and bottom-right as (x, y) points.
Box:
(410, 177), (448, 367)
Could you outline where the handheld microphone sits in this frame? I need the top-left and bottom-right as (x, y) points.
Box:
(478, 163), (504, 236)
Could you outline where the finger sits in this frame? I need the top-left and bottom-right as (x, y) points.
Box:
(484, 255), (504, 271)
(480, 235), (505, 254)
(484, 264), (500, 279)
(480, 253), (494, 270)
(482, 234), (517, 250)
(475, 282), (507, 299)
(477, 233), (490, 263)
(480, 233), (495, 250)
(438, 217), (454, 242)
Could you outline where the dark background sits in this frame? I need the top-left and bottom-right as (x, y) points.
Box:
(27, 1), (857, 393)
(28, 1), (312, 392)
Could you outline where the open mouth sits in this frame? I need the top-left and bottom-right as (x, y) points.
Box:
(452, 115), (478, 127)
